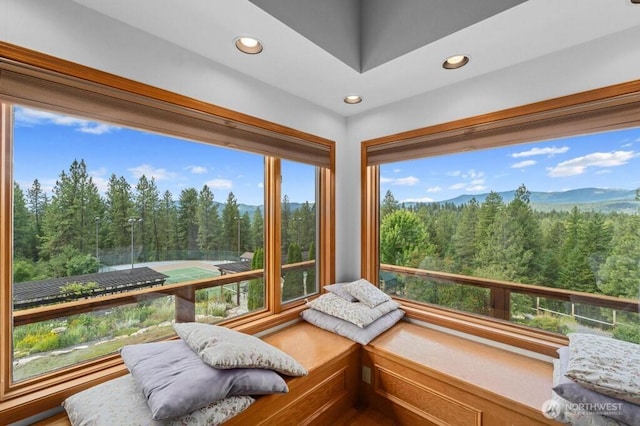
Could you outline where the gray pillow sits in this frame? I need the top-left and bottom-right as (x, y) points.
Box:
(551, 360), (624, 426)
(306, 292), (400, 328)
(63, 374), (254, 426)
(553, 346), (640, 425)
(301, 308), (404, 345)
(120, 340), (287, 420)
(324, 282), (358, 302)
(173, 322), (307, 377)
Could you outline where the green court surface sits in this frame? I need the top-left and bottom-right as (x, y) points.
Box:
(163, 267), (219, 284)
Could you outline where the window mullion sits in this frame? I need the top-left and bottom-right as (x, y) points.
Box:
(264, 157), (282, 313)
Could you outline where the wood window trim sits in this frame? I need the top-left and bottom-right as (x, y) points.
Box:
(0, 43), (335, 422)
(361, 77), (640, 356)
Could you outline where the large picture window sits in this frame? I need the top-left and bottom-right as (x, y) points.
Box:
(378, 129), (640, 342)
(11, 105), (269, 382)
(362, 81), (640, 352)
(0, 47), (334, 421)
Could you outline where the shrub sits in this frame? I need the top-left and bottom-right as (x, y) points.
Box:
(612, 323), (640, 344)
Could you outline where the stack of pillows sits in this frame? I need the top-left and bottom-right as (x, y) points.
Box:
(550, 333), (640, 425)
(63, 322), (307, 426)
(301, 278), (404, 345)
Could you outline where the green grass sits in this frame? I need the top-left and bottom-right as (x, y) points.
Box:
(163, 267), (218, 284)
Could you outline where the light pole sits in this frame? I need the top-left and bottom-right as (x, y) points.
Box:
(95, 217), (100, 272)
(128, 218), (143, 269)
(234, 216), (241, 259)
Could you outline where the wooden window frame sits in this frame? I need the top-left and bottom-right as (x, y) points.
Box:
(362, 78), (640, 356)
(0, 42), (335, 422)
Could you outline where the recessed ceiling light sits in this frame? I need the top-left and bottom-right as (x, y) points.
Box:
(442, 54), (470, 70)
(234, 36), (263, 54)
(344, 95), (362, 104)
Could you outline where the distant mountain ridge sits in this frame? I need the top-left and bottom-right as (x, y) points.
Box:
(410, 188), (639, 213)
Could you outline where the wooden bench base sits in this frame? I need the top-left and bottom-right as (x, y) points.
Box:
(362, 322), (559, 426)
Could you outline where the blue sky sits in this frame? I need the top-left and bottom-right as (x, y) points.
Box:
(381, 127), (640, 203)
(13, 106), (316, 206)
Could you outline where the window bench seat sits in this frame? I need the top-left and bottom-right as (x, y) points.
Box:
(361, 321), (559, 425)
(33, 322), (361, 426)
(33, 320), (561, 426)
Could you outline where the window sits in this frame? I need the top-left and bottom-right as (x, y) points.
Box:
(281, 160), (319, 303)
(362, 81), (640, 352)
(11, 105), (268, 382)
(0, 47), (334, 421)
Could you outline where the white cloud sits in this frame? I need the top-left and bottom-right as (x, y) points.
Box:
(206, 178), (233, 190)
(449, 183), (466, 190)
(512, 160), (537, 169)
(380, 176), (419, 186)
(595, 169), (612, 175)
(447, 170), (462, 177)
(547, 151), (634, 177)
(128, 164), (177, 181)
(14, 106), (118, 135)
(467, 185), (488, 192)
(512, 146), (569, 158)
(621, 143), (633, 148)
(393, 168), (401, 173)
(257, 182), (264, 188)
(403, 197), (434, 203)
(89, 167), (109, 193)
(184, 165), (208, 174)
(426, 186), (442, 193)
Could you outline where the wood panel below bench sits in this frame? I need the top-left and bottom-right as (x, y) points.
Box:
(362, 322), (560, 426)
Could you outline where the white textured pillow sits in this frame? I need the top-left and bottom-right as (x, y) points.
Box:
(306, 293), (400, 328)
(343, 278), (391, 308)
(63, 374), (254, 426)
(324, 282), (358, 302)
(565, 333), (640, 405)
(173, 322), (307, 377)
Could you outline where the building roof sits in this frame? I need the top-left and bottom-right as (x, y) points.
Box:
(13, 267), (168, 310)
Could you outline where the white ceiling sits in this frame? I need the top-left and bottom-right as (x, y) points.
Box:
(72, 0), (640, 117)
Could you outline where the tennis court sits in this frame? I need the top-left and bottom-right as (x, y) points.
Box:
(163, 267), (219, 284)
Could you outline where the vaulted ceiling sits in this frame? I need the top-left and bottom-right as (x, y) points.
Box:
(72, 0), (640, 116)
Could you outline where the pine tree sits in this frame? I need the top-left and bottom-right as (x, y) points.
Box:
(178, 188), (199, 258)
(281, 194), (292, 251)
(282, 243), (304, 301)
(13, 182), (35, 260)
(134, 176), (160, 261)
(250, 207), (264, 251)
(27, 178), (48, 260)
(381, 190), (399, 220)
(41, 159), (103, 258)
(221, 192), (240, 255)
(157, 190), (178, 259)
(104, 174), (133, 264)
(196, 185), (220, 254)
(247, 248), (264, 310)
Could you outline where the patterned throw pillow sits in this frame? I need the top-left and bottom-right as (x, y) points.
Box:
(63, 374), (254, 426)
(173, 322), (308, 376)
(324, 282), (358, 302)
(306, 292), (400, 328)
(343, 278), (391, 308)
(553, 346), (640, 425)
(565, 333), (640, 405)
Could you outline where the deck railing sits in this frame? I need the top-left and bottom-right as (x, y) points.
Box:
(380, 263), (639, 321)
(13, 260), (316, 327)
